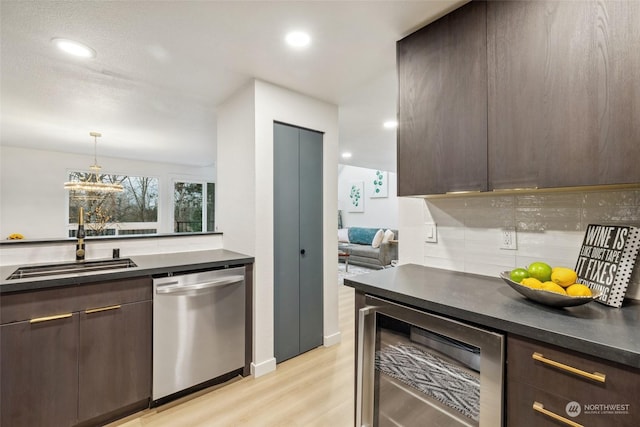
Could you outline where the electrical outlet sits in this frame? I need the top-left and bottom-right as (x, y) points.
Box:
(500, 228), (517, 250)
(425, 223), (437, 243)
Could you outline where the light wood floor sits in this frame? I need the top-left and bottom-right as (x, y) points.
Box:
(110, 285), (355, 427)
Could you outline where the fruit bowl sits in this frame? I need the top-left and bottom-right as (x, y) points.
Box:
(499, 271), (601, 307)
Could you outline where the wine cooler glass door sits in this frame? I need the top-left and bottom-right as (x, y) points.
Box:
(357, 296), (504, 427)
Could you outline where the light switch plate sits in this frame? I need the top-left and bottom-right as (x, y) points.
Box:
(425, 223), (437, 243)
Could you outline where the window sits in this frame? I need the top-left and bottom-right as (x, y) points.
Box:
(206, 182), (215, 232)
(68, 172), (159, 236)
(173, 181), (215, 233)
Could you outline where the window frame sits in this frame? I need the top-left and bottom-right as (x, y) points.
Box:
(66, 169), (160, 237)
(170, 177), (215, 234)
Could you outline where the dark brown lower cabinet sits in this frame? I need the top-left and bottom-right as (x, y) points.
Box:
(507, 335), (640, 426)
(508, 380), (638, 427)
(78, 301), (152, 424)
(0, 277), (152, 427)
(1, 315), (80, 427)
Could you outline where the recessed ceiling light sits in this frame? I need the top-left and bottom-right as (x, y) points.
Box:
(51, 38), (96, 58)
(383, 120), (398, 129)
(285, 31), (311, 48)
(341, 152), (352, 159)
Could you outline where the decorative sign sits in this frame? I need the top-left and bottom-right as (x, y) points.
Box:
(348, 181), (364, 212)
(370, 170), (388, 198)
(575, 224), (640, 307)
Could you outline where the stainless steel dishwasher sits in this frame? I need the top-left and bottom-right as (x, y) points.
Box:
(152, 267), (245, 405)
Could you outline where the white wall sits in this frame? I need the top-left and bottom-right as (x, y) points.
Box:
(216, 83), (256, 256)
(0, 146), (215, 238)
(338, 164), (398, 229)
(217, 79), (339, 378)
(0, 234), (224, 266)
(398, 188), (640, 300)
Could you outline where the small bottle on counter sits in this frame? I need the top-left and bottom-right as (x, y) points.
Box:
(76, 207), (86, 261)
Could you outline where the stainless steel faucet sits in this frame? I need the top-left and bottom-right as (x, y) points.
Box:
(76, 207), (86, 261)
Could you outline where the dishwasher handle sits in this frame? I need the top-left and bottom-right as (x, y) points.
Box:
(156, 275), (244, 295)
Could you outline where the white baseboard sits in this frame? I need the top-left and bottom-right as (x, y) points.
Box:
(250, 357), (276, 378)
(323, 331), (342, 347)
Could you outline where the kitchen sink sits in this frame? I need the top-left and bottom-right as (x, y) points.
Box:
(7, 258), (137, 280)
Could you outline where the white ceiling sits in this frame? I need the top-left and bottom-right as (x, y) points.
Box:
(0, 0), (464, 172)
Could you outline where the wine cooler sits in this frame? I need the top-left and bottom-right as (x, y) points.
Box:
(356, 295), (504, 426)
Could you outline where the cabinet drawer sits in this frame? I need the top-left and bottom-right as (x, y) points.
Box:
(508, 379), (638, 427)
(1, 276), (152, 324)
(507, 335), (639, 402)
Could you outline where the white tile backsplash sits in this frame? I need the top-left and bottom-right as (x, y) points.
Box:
(423, 256), (465, 272)
(582, 190), (639, 207)
(403, 189), (640, 300)
(516, 192), (583, 208)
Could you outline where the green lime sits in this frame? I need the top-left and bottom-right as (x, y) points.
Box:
(527, 262), (553, 282)
(509, 268), (530, 283)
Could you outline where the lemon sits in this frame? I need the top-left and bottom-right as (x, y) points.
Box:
(551, 267), (578, 288)
(521, 277), (543, 289)
(566, 284), (592, 297)
(541, 281), (567, 295)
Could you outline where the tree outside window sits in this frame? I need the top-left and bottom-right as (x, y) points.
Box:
(173, 181), (215, 233)
(68, 172), (159, 236)
(206, 182), (215, 232)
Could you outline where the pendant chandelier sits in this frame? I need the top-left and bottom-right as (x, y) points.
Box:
(64, 132), (124, 193)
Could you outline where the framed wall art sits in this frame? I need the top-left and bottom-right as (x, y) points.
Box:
(370, 170), (388, 198)
(348, 181), (364, 212)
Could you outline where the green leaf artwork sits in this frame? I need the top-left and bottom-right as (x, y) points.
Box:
(371, 170), (387, 198)
(350, 185), (361, 207)
(348, 181), (364, 212)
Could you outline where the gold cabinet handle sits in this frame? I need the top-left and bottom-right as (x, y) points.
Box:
(85, 305), (121, 314)
(533, 401), (583, 427)
(532, 352), (606, 383)
(30, 313), (73, 324)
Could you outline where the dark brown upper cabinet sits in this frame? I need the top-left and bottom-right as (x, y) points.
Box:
(397, 0), (488, 196)
(487, 0), (640, 190)
(397, 0), (640, 196)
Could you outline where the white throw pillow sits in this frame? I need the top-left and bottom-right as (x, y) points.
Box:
(382, 229), (395, 243)
(371, 229), (385, 248)
(338, 228), (350, 243)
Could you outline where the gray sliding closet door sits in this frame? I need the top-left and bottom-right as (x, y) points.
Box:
(298, 127), (323, 354)
(273, 122), (323, 363)
(274, 123), (300, 362)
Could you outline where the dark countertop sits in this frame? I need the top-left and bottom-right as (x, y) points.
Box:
(344, 264), (640, 369)
(0, 249), (254, 293)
